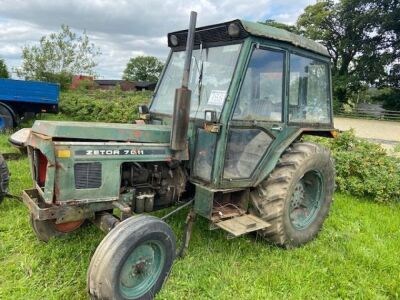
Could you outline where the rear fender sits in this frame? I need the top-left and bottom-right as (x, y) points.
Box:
(254, 128), (335, 187)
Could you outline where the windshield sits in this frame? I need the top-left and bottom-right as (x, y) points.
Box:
(150, 44), (241, 118)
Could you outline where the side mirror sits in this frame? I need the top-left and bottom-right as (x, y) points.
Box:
(137, 105), (150, 121)
(138, 105), (149, 114)
(203, 110), (221, 133)
(204, 110), (217, 123)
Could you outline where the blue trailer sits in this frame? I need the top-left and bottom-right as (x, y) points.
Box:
(0, 79), (59, 130)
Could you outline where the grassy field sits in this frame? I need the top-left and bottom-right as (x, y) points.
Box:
(1, 130), (400, 300)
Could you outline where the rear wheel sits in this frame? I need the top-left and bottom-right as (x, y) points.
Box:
(250, 142), (335, 248)
(0, 154), (9, 204)
(0, 105), (14, 131)
(29, 214), (84, 242)
(88, 215), (176, 300)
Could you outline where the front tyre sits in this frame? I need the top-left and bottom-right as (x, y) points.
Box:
(88, 215), (176, 300)
(250, 142), (335, 248)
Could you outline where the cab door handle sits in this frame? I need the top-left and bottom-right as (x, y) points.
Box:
(271, 125), (282, 132)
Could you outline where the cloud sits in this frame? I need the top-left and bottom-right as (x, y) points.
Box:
(0, 0), (313, 78)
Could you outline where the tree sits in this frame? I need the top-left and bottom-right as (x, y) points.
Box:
(123, 56), (164, 82)
(296, 0), (399, 103)
(0, 58), (9, 78)
(17, 25), (100, 89)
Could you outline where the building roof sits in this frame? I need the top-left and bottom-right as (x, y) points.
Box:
(95, 80), (125, 85)
(135, 81), (156, 88)
(94, 80), (156, 88)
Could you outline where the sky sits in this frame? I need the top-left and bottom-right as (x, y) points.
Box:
(0, 0), (316, 79)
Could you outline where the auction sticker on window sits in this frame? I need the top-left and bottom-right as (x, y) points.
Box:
(207, 90), (227, 106)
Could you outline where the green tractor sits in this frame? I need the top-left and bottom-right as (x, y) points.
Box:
(11, 12), (336, 299)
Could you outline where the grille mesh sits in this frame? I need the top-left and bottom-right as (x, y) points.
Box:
(168, 21), (248, 48)
(74, 163), (102, 189)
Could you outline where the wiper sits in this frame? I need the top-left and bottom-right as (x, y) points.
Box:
(197, 43), (205, 106)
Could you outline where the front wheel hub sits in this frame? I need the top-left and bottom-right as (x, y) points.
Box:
(119, 240), (166, 299)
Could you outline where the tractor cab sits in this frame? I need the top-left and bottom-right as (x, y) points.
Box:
(149, 20), (334, 190)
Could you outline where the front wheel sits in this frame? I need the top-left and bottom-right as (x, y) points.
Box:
(88, 215), (176, 300)
(250, 142), (335, 248)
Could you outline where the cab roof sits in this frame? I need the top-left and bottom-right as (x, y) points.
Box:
(168, 19), (329, 57)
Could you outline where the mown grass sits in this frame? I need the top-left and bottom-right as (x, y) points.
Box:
(0, 132), (400, 299)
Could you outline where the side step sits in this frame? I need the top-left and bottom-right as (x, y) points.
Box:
(215, 214), (270, 237)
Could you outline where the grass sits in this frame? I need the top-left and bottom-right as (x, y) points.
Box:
(0, 132), (400, 299)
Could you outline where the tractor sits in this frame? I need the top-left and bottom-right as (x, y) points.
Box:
(10, 12), (336, 300)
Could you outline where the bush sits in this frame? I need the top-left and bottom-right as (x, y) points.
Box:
(382, 89), (400, 111)
(59, 89), (152, 123)
(371, 87), (400, 111)
(310, 130), (400, 203)
(76, 79), (97, 91)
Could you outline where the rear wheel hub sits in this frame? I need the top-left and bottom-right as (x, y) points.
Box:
(289, 170), (323, 230)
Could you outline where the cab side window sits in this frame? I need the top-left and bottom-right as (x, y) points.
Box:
(289, 54), (331, 123)
(233, 48), (284, 122)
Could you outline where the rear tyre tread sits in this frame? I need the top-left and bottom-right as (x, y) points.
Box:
(250, 142), (335, 248)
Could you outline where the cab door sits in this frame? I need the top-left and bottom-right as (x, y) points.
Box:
(221, 44), (287, 185)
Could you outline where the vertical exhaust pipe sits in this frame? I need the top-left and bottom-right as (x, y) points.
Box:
(170, 11), (197, 153)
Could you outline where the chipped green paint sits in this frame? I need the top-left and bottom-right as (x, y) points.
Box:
(32, 121), (171, 143)
(193, 185), (214, 218)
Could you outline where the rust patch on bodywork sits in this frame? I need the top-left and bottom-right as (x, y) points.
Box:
(133, 130), (142, 138)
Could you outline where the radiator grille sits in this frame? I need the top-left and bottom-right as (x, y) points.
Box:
(74, 162), (102, 189)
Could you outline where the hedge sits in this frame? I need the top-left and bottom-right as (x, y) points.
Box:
(311, 130), (400, 203)
(59, 89), (152, 123)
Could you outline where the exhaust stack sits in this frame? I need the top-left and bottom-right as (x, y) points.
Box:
(170, 11), (197, 153)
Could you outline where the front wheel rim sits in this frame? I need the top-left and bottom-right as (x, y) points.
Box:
(289, 170), (324, 230)
(119, 240), (166, 299)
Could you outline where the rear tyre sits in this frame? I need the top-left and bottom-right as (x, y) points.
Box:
(250, 142), (335, 248)
(0, 154), (9, 204)
(0, 105), (14, 131)
(29, 214), (84, 242)
(88, 215), (176, 300)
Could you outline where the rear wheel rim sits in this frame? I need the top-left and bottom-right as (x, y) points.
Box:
(289, 170), (323, 230)
(119, 240), (166, 299)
